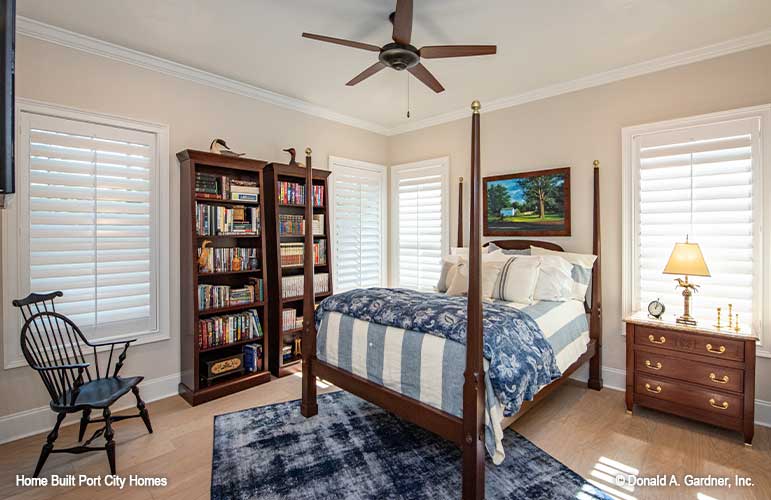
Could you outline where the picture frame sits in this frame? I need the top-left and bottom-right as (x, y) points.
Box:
(483, 167), (571, 237)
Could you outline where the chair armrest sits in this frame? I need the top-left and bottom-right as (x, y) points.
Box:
(36, 362), (90, 372)
(87, 338), (137, 348)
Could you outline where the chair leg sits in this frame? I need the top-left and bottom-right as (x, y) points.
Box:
(131, 386), (153, 434)
(103, 408), (116, 475)
(78, 409), (91, 442)
(34, 413), (65, 478)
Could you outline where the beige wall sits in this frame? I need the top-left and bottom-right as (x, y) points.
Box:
(388, 44), (771, 403)
(4, 34), (771, 423)
(0, 36), (388, 418)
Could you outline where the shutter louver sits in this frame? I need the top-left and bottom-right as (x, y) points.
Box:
(26, 114), (157, 338)
(333, 163), (385, 292)
(394, 164), (448, 291)
(635, 119), (758, 325)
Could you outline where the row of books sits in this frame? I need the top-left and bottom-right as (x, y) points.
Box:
(276, 181), (324, 207)
(196, 203), (260, 235)
(282, 308), (303, 332)
(279, 214), (305, 235)
(282, 342), (299, 363)
(198, 280), (263, 310)
(279, 240), (327, 267)
(197, 247), (260, 273)
(198, 309), (263, 349)
(196, 173), (260, 202)
(281, 273), (330, 299)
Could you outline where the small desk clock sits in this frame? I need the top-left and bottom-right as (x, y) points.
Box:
(648, 298), (665, 319)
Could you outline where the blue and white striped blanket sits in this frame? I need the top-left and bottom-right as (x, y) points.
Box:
(316, 289), (590, 464)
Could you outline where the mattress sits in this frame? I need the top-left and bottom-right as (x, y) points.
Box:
(316, 298), (590, 464)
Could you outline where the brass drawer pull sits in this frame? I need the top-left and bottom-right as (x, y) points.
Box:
(706, 343), (726, 354)
(644, 383), (662, 394)
(709, 398), (729, 410)
(709, 373), (729, 384)
(648, 334), (666, 345)
(645, 360), (662, 370)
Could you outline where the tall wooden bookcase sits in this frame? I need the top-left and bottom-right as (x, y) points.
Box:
(263, 163), (333, 377)
(177, 150), (272, 405)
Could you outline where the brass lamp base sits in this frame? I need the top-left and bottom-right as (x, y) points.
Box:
(676, 315), (697, 326)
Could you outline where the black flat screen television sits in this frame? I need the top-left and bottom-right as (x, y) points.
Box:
(0, 0), (14, 206)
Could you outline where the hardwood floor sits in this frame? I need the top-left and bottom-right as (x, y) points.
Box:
(0, 376), (767, 499)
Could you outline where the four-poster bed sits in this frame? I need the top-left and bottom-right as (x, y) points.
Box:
(301, 101), (602, 499)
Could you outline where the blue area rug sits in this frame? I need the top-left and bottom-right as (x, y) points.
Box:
(212, 391), (609, 499)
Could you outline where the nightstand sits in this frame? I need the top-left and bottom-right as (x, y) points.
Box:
(624, 312), (757, 445)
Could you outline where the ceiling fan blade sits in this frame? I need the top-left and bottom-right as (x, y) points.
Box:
(302, 33), (381, 52)
(420, 45), (497, 59)
(408, 63), (445, 93)
(392, 0), (413, 45)
(346, 62), (387, 86)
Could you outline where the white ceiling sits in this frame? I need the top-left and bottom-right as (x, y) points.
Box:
(17, 0), (771, 131)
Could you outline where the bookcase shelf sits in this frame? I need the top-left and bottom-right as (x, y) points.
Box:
(199, 301), (265, 316)
(264, 163), (333, 377)
(177, 149), (271, 406)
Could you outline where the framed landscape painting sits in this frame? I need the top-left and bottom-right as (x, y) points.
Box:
(483, 167), (571, 236)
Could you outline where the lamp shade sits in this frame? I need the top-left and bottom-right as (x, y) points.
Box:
(662, 241), (711, 277)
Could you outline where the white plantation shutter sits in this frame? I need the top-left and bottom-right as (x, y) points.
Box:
(331, 159), (386, 292)
(632, 117), (761, 328)
(21, 112), (159, 339)
(392, 160), (449, 291)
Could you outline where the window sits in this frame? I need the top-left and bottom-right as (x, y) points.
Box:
(391, 158), (450, 291)
(622, 105), (770, 355)
(329, 157), (387, 292)
(3, 100), (170, 368)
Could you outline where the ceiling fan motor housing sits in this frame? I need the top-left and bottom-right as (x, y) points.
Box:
(379, 43), (420, 71)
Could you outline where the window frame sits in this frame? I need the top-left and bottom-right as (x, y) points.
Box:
(2, 98), (171, 369)
(621, 104), (771, 358)
(328, 156), (388, 292)
(390, 157), (450, 290)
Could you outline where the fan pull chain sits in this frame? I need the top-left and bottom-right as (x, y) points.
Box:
(407, 73), (411, 119)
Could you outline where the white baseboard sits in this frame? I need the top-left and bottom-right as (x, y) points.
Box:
(0, 372), (181, 445)
(571, 365), (771, 428)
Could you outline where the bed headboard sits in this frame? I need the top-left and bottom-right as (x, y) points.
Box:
(483, 239), (563, 252)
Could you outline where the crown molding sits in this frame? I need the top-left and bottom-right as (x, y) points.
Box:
(16, 16), (771, 137)
(387, 27), (771, 136)
(15, 16), (391, 136)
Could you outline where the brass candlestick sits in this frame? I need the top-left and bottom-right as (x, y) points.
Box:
(715, 307), (722, 329)
(727, 304), (733, 329)
(734, 314), (740, 333)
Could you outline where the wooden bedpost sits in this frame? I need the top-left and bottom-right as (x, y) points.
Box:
(458, 177), (464, 247)
(588, 160), (603, 391)
(301, 147), (318, 417)
(462, 101), (485, 500)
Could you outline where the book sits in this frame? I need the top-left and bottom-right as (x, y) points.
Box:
(198, 309), (263, 349)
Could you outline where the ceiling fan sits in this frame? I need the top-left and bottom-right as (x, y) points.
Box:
(302, 0), (497, 93)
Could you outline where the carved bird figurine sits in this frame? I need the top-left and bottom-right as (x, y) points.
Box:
(283, 148), (298, 166)
(198, 240), (212, 270)
(674, 278), (700, 292)
(210, 138), (244, 157)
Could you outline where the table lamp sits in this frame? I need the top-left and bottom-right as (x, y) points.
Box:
(662, 236), (710, 326)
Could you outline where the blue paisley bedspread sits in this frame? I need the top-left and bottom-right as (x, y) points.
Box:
(316, 288), (561, 418)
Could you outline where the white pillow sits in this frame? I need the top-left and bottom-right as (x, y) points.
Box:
(533, 255), (574, 301)
(492, 256), (541, 304)
(436, 255), (462, 293)
(450, 246), (495, 257)
(531, 247), (597, 301)
(446, 253), (508, 299)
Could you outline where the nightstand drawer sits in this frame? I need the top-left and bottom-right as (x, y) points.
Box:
(634, 325), (744, 362)
(635, 374), (742, 419)
(635, 352), (744, 393)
